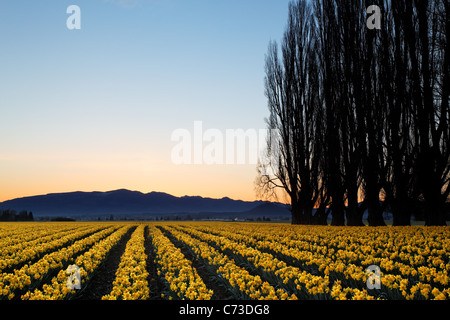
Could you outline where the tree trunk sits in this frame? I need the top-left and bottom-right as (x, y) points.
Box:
(291, 199), (303, 225)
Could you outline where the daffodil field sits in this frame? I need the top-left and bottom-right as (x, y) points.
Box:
(0, 221), (449, 300)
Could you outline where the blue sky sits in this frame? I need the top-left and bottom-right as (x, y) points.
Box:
(0, 0), (291, 202)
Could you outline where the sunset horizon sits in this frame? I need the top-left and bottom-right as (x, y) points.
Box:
(0, 185), (266, 203)
(0, 1), (292, 205)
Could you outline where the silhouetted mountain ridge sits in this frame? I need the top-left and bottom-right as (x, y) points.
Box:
(0, 189), (290, 219)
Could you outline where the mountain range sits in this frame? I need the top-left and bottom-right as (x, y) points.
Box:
(0, 189), (291, 220)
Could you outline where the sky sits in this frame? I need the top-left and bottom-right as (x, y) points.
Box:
(0, 0), (291, 203)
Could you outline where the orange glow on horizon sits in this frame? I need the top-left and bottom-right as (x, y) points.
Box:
(0, 184), (261, 203)
(0, 163), (267, 203)
(0, 150), (289, 204)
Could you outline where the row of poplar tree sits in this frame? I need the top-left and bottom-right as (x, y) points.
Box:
(258, 0), (449, 226)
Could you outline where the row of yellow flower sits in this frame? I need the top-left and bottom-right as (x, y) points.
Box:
(267, 224), (449, 271)
(0, 225), (96, 273)
(250, 224), (440, 264)
(269, 225), (449, 299)
(197, 223), (449, 271)
(148, 226), (213, 300)
(1, 222), (448, 300)
(186, 223), (374, 293)
(0, 223), (59, 249)
(0, 224), (55, 250)
(102, 225), (150, 300)
(330, 280), (374, 300)
(0, 224), (119, 299)
(22, 225), (132, 300)
(175, 224), (333, 299)
(184, 222), (449, 300)
(0, 224), (106, 298)
(164, 225), (298, 300)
